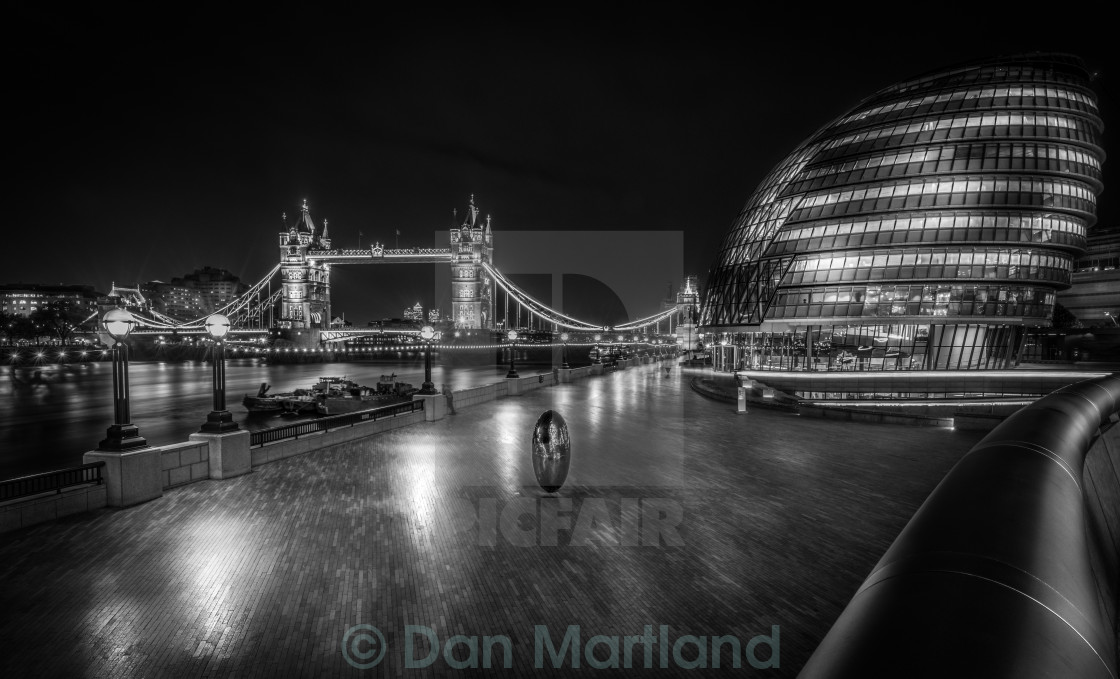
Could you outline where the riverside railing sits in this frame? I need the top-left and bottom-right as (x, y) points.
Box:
(0, 461), (106, 503)
(249, 400), (424, 447)
(801, 372), (1120, 678)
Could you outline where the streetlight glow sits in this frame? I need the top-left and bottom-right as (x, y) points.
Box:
(204, 313), (231, 339)
(102, 308), (137, 342)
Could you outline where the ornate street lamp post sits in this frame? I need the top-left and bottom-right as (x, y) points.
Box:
(560, 332), (570, 369)
(419, 325), (439, 395)
(98, 308), (147, 450)
(200, 313), (238, 433)
(506, 330), (519, 378)
(687, 318), (693, 362)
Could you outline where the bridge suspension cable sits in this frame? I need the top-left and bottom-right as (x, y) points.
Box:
(485, 262), (683, 333)
(148, 308), (184, 326)
(612, 307), (679, 331)
(482, 263), (602, 331)
(230, 288), (281, 328)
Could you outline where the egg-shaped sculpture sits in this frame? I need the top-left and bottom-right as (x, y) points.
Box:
(532, 410), (571, 493)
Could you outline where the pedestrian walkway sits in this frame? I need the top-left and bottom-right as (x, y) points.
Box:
(0, 364), (986, 677)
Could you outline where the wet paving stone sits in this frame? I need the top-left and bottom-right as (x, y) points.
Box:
(0, 365), (985, 677)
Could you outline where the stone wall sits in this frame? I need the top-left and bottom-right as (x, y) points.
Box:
(505, 371), (557, 395)
(161, 440), (210, 488)
(559, 366), (593, 382)
(0, 483), (107, 533)
(450, 382), (509, 410)
(250, 409), (426, 467)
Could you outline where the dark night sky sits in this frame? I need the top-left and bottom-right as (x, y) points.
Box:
(5, 8), (1114, 325)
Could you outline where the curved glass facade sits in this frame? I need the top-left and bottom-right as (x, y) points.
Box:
(702, 53), (1104, 373)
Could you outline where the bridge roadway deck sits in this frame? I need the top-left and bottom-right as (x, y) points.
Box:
(0, 365), (986, 677)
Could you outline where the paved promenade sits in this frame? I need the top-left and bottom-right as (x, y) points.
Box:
(0, 364), (985, 677)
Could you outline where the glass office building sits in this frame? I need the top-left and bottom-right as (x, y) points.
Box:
(702, 53), (1105, 373)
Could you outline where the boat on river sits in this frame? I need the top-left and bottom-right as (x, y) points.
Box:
(279, 376), (358, 415)
(278, 390), (320, 415)
(244, 377), (354, 414)
(246, 376), (408, 416)
(315, 375), (413, 415)
(374, 373), (419, 397)
(242, 383), (286, 413)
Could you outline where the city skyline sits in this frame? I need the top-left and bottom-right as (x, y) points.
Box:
(6, 9), (1114, 324)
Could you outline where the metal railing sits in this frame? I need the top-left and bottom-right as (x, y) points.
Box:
(800, 372), (1120, 678)
(0, 461), (106, 503)
(249, 400), (425, 447)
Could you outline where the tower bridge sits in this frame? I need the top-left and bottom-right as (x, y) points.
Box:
(277, 196), (493, 334)
(110, 195), (689, 348)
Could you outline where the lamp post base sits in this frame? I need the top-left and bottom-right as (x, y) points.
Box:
(200, 410), (240, 433)
(98, 424), (148, 451)
(506, 368), (520, 379)
(418, 381), (437, 395)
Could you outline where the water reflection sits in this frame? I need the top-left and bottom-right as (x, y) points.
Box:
(0, 358), (535, 479)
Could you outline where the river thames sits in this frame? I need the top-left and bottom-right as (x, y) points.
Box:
(0, 357), (555, 480)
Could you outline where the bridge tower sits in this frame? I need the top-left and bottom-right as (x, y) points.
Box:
(278, 200), (331, 331)
(449, 195), (494, 329)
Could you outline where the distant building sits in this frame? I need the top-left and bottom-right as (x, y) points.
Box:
(404, 303), (424, 322)
(369, 318), (418, 331)
(0, 283), (103, 318)
(140, 267), (249, 323)
(171, 267), (249, 314)
(107, 283), (147, 309)
(140, 280), (198, 321)
(428, 308), (441, 323)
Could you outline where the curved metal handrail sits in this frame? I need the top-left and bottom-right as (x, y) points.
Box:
(801, 372), (1120, 678)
